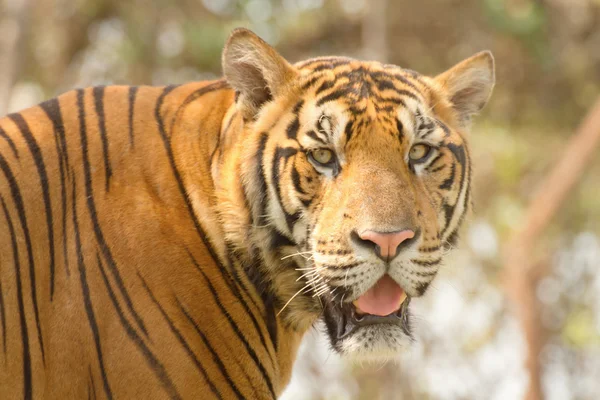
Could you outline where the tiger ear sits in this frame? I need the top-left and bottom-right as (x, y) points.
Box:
(222, 28), (298, 120)
(434, 51), (495, 128)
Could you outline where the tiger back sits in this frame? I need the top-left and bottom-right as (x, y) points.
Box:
(0, 29), (494, 399)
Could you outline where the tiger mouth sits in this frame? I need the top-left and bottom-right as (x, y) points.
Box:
(324, 296), (412, 340)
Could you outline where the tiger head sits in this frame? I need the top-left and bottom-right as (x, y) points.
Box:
(219, 29), (494, 361)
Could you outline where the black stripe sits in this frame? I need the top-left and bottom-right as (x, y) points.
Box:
(445, 149), (471, 242)
(253, 133), (270, 226)
(39, 98), (70, 175)
(227, 246), (279, 355)
(95, 253), (181, 400)
(40, 98), (71, 278)
(435, 118), (451, 136)
(377, 74), (421, 94)
(9, 112), (57, 304)
(305, 129), (327, 145)
(176, 297), (246, 400)
(396, 119), (404, 144)
(291, 167), (307, 196)
(138, 274), (223, 400)
(419, 245), (441, 253)
(425, 153), (444, 172)
(1, 196), (32, 400)
(285, 116), (300, 140)
(292, 100), (304, 114)
(296, 57), (350, 69)
(211, 112), (235, 166)
(348, 105), (367, 116)
(375, 105), (396, 115)
(300, 75), (323, 90)
(420, 127), (436, 140)
(320, 261), (362, 271)
(316, 88), (349, 107)
(179, 80), (228, 111)
(170, 81), (229, 134)
(412, 269), (438, 277)
(186, 252), (276, 399)
(0, 125), (19, 159)
(71, 177), (113, 400)
(234, 248), (280, 337)
(440, 143), (467, 237)
(372, 93), (412, 105)
(285, 101), (303, 141)
(92, 86), (112, 192)
(448, 143), (467, 171)
(216, 253), (277, 367)
(344, 120), (354, 143)
(439, 163), (455, 190)
(76, 89), (149, 336)
(128, 86), (138, 149)
(442, 202), (454, 232)
(171, 82), (276, 360)
(154, 87), (276, 366)
(315, 80), (334, 95)
(375, 79), (399, 92)
(272, 146), (299, 233)
(10, 115), (57, 289)
(415, 282), (430, 296)
(223, 256), (279, 391)
(371, 70), (422, 93)
(311, 60), (350, 72)
(0, 133), (45, 364)
(269, 229), (296, 249)
(410, 258), (442, 267)
(262, 292), (278, 354)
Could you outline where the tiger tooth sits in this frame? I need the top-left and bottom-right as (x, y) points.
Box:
(352, 300), (365, 315)
(398, 291), (408, 307)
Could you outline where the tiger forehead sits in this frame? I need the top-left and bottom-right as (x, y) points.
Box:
(296, 57), (428, 103)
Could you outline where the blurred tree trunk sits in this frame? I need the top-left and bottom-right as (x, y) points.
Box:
(503, 96), (600, 400)
(0, 0), (30, 115)
(361, 0), (388, 63)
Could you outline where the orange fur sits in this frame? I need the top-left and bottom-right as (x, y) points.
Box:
(0, 29), (493, 399)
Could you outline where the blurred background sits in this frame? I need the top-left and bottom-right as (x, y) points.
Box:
(1, 0), (599, 398)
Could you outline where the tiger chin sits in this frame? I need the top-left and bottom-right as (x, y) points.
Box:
(0, 28), (493, 399)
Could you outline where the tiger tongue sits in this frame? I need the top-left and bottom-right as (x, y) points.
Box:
(354, 275), (405, 317)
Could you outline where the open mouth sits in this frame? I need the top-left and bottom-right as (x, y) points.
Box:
(324, 274), (412, 341)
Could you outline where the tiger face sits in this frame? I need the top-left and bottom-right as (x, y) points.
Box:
(222, 29), (494, 361)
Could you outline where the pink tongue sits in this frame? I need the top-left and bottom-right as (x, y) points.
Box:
(355, 275), (404, 316)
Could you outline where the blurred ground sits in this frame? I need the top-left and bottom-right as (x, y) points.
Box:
(1, 0), (599, 399)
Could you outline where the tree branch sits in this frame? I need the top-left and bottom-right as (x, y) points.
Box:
(503, 96), (600, 400)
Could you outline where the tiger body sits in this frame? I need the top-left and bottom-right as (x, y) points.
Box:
(0, 29), (494, 399)
(0, 82), (295, 399)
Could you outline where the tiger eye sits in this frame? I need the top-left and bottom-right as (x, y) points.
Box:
(311, 149), (334, 165)
(409, 144), (431, 162)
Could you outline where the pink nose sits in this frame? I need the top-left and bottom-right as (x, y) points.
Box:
(358, 230), (415, 261)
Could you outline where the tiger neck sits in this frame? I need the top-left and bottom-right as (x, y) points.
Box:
(176, 97), (312, 391)
(214, 104), (317, 307)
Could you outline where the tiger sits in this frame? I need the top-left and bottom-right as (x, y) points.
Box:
(0, 28), (494, 399)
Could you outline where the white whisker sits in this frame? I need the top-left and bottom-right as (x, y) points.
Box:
(281, 251), (313, 261)
(297, 270), (318, 281)
(313, 285), (331, 297)
(277, 283), (313, 316)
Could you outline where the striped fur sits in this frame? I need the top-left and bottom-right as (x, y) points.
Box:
(0, 29), (494, 398)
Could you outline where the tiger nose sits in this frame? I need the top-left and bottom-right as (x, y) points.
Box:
(356, 230), (416, 262)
